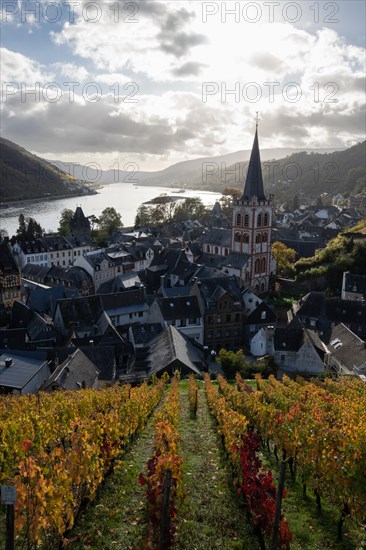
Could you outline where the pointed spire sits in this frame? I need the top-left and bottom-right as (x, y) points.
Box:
(241, 124), (266, 202)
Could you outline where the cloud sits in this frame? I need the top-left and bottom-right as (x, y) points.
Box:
(172, 61), (207, 77)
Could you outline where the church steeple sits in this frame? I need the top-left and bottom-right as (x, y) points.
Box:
(241, 124), (266, 202)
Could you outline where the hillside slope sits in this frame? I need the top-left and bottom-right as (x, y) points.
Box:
(0, 138), (90, 202)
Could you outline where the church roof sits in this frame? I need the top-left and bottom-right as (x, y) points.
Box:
(241, 127), (266, 202)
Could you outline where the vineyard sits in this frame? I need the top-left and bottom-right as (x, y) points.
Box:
(0, 374), (365, 548)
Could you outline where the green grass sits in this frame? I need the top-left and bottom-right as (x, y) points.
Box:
(174, 382), (258, 549)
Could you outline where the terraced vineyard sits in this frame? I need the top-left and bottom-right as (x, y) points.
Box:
(0, 375), (364, 549)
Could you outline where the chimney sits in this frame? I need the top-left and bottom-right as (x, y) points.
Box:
(5, 358), (12, 368)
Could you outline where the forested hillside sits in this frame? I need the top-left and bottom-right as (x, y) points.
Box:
(0, 138), (89, 202)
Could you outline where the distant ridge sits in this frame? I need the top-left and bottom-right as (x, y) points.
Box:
(0, 137), (92, 203)
(51, 146), (344, 187)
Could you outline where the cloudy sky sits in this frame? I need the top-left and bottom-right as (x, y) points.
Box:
(1, 0), (365, 170)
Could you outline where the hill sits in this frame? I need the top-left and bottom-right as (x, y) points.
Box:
(180, 142), (365, 199)
(51, 146), (343, 188)
(0, 138), (92, 203)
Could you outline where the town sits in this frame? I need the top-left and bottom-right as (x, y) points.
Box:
(1, 127), (365, 394)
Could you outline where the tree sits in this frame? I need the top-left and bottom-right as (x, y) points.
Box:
(26, 218), (43, 240)
(58, 209), (74, 236)
(87, 215), (99, 232)
(174, 197), (207, 222)
(135, 204), (151, 227)
(222, 187), (242, 199)
(272, 241), (296, 276)
(98, 207), (123, 234)
(219, 195), (233, 217)
(217, 349), (249, 379)
(16, 214), (27, 240)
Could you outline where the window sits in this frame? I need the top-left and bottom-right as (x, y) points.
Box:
(235, 232), (241, 243)
(217, 315), (222, 323)
(206, 245), (210, 253)
(255, 258), (260, 273)
(224, 248), (229, 256)
(243, 233), (249, 243)
(281, 354), (286, 362)
(214, 246), (219, 254)
(244, 214), (249, 227)
(180, 319), (186, 327)
(262, 233), (268, 243)
(256, 233), (261, 243)
(264, 212), (269, 226)
(261, 310), (266, 320)
(261, 282), (265, 293)
(245, 271), (250, 282)
(226, 314), (231, 322)
(261, 257), (266, 272)
(236, 213), (242, 226)
(257, 213), (262, 227)
(189, 317), (197, 324)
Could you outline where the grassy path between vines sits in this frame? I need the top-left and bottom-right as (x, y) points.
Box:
(174, 381), (258, 549)
(68, 381), (258, 549)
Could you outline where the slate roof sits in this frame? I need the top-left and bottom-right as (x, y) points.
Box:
(241, 127), (266, 202)
(42, 349), (99, 391)
(198, 228), (231, 247)
(146, 326), (202, 376)
(48, 346), (116, 382)
(0, 352), (49, 390)
(157, 296), (201, 321)
(100, 288), (147, 311)
(323, 323), (366, 371)
(55, 295), (104, 329)
(130, 323), (163, 346)
(246, 302), (277, 325)
(196, 275), (243, 306)
(0, 328), (27, 349)
(274, 328), (304, 352)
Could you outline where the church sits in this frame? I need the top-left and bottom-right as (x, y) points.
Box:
(199, 124), (276, 293)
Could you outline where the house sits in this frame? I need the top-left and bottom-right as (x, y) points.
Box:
(41, 349), (99, 391)
(250, 325), (275, 357)
(288, 292), (366, 340)
(242, 287), (277, 346)
(191, 275), (245, 351)
(0, 351), (51, 394)
(341, 272), (366, 302)
(11, 301), (64, 346)
(13, 235), (93, 270)
(149, 295), (204, 344)
(47, 345), (117, 387)
(145, 325), (205, 377)
(322, 323), (366, 378)
(0, 241), (21, 311)
(274, 327), (326, 377)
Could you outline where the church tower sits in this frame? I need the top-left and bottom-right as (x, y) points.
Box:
(231, 123), (275, 293)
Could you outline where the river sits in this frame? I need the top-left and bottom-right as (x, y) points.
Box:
(0, 183), (222, 237)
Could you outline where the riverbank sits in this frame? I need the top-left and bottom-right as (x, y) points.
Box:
(0, 189), (98, 210)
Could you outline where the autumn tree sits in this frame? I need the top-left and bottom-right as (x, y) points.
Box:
(98, 207), (123, 234)
(272, 241), (296, 276)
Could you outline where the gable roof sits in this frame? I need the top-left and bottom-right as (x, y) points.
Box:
(146, 325), (202, 376)
(0, 352), (49, 390)
(42, 349), (99, 391)
(157, 296), (201, 320)
(323, 323), (366, 371)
